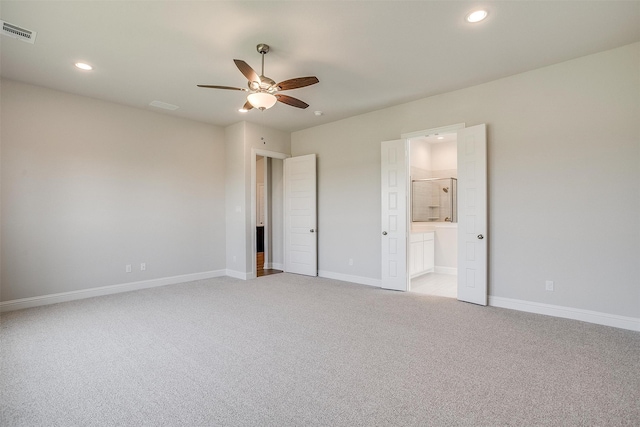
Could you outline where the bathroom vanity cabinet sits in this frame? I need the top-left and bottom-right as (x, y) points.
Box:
(410, 231), (435, 278)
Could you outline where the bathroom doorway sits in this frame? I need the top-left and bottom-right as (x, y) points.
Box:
(381, 123), (487, 304)
(408, 132), (458, 298)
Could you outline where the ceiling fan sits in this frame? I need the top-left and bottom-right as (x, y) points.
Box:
(198, 43), (319, 112)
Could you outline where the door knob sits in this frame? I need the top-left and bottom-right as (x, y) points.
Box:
(382, 231), (388, 235)
(310, 229), (315, 233)
(477, 234), (484, 240)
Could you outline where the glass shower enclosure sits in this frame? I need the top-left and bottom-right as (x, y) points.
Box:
(412, 177), (457, 222)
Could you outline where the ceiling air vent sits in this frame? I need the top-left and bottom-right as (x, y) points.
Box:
(149, 100), (179, 111)
(1, 20), (37, 44)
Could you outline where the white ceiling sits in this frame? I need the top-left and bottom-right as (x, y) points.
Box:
(2, 1), (639, 133)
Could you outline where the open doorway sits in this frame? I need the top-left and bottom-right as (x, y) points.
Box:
(252, 151), (287, 278)
(408, 132), (458, 298)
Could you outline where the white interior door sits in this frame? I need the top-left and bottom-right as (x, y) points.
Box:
(284, 154), (317, 276)
(457, 124), (488, 305)
(381, 139), (408, 291)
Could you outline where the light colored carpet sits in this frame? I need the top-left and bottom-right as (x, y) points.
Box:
(1, 274), (639, 426)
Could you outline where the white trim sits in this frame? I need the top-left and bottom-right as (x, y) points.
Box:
(253, 149), (291, 160)
(0, 270), (226, 312)
(435, 266), (457, 275)
(318, 270), (381, 288)
(225, 269), (249, 280)
(271, 262), (285, 270)
(401, 123), (465, 140)
(489, 296), (640, 332)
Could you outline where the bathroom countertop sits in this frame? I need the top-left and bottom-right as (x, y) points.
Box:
(411, 223), (436, 233)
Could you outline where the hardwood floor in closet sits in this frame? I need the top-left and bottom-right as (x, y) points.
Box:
(256, 252), (282, 277)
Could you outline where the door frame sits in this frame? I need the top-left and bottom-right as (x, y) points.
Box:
(251, 149), (290, 279)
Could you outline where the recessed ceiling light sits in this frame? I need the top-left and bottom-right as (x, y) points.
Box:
(466, 10), (488, 23)
(437, 136), (445, 140)
(74, 62), (93, 71)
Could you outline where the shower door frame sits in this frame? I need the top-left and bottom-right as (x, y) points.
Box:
(411, 177), (458, 223)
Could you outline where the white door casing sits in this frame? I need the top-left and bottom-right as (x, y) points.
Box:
(381, 139), (408, 291)
(257, 183), (265, 226)
(456, 124), (488, 305)
(284, 154), (318, 276)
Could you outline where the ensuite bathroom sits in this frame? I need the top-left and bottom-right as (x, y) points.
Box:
(409, 133), (458, 298)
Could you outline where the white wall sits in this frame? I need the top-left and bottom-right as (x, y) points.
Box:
(1, 79), (226, 302)
(434, 225), (457, 271)
(410, 139), (431, 170)
(430, 140), (457, 172)
(293, 117), (382, 280)
(224, 122), (247, 277)
(256, 156), (265, 185)
(291, 43), (640, 319)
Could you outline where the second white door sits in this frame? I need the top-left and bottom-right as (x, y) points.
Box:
(381, 139), (408, 291)
(456, 124), (488, 305)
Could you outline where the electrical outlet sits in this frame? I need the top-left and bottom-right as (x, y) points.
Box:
(348, 258), (354, 266)
(140, 263), (146, 271)
(126, 264), (132, 273)
(545, 280), (554, 291)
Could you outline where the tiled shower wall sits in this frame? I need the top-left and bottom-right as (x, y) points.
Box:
(411, 168), (458, 222)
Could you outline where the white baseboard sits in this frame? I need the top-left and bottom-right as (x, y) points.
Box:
(0, 270), (227, 313)
(489, 296), (640, 332)
(318, 270), (381, 288)
(263, 262), (284, 270)
(225, 269), (249, 280)
(435, 266), (457, 275)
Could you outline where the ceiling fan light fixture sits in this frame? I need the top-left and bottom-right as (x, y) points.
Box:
(198, 43), (319, 112)
(247, 92), (277, 110)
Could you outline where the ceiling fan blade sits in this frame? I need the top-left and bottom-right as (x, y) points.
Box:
(276, 76), (319, 91)
(197, 85), (247, 91)
(242, 101), (254, 111)
(234, 59), (260, 83)
(275, 94), (309, 109)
